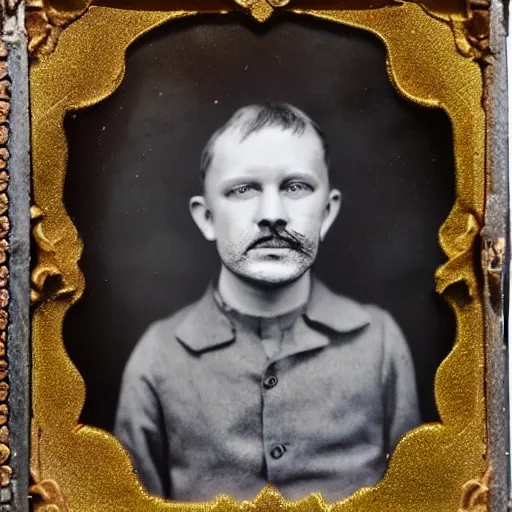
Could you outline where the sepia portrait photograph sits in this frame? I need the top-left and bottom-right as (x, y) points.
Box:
(59, 12), (456, 504)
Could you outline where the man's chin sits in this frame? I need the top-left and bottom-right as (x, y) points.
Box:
(232, 262), (309, 289)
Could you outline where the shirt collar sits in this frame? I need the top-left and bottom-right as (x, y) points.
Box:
(175, 283), (235, 352)
(175, 278), (371, 353)
(304, 278), (372, 333)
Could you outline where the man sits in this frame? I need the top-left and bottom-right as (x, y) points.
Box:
(114, 102), (421, 503)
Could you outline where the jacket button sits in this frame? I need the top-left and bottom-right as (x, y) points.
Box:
(270, 445), (286, 459)
(263, 375), (278, 389)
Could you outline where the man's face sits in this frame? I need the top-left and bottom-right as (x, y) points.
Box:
(192, 125), (341, 287)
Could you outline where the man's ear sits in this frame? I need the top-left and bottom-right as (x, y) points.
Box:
(189, 196), (216, 241)
(320, 189), (342, 241)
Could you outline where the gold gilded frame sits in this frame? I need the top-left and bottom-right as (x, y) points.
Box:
(29, 1), (489, 511)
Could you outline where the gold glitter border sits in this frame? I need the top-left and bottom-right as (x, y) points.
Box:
(29, 3), (487, 511)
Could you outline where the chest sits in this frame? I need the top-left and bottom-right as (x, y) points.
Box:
(157, 329), (385, 438)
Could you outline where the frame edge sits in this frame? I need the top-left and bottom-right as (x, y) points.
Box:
(482, 0), (510, 511)
(4, 1), (31, 511)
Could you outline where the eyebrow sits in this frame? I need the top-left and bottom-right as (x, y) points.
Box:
(218, 177), (261, 191)
(280, 172), (320, 184)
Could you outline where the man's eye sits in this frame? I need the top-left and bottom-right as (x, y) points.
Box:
(227, 185), (258, 199)
(283, 182), (313, 197)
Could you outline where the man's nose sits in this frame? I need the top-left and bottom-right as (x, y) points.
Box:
(254, 189), (289, 228)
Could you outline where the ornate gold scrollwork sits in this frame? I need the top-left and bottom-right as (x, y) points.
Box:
(458, 466), (491, 512)
(234, 0), (291, 22)
(30, 429), (69, 512)
(423, 0), (490, 60)
(30, 205), (76, 304)
(435, 210), (481, 298)
(30, 480), (69, 512)
(26, 0), (92, 57)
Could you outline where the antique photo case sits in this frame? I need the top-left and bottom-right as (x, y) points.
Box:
(16, 0), (509, 511)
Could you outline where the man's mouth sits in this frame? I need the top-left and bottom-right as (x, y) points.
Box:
(248, 237), (293, 251)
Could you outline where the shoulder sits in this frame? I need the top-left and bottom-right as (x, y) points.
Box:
(363, 304), (403, 333)
(307, 278), (402, 338)
(122, 300), (201, 380)
(341, 299), (408, 354)
(148, 301), (199, 345)
(361, 303), (407, 348)
(360, 304), (413, 374)
(309, 280), (410, 365)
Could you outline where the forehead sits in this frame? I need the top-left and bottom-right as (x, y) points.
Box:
(207, 125), (328, 183)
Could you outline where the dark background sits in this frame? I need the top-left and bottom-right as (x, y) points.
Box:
(63, 13), (455, 432)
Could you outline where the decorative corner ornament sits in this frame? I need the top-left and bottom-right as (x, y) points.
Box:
(458, 466), (491, 512)
(25, 0), (91, 58)
(29, 479), (68, 512)
(445, 0), (490, 60)
(29, 480), (68, 512)
(234, 0), (291, 22)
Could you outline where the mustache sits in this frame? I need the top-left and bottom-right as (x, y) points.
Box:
(246, 226), (314, 257)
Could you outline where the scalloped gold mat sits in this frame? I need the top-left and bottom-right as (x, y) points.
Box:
(29, 3), (486, 511)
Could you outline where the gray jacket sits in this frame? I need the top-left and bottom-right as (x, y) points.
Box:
(114, 278), (420, 503)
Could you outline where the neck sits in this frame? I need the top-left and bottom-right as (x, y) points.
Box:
(218, 267), (311, 318)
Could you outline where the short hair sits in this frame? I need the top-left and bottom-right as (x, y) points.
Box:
(200, 102), (330, 181)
